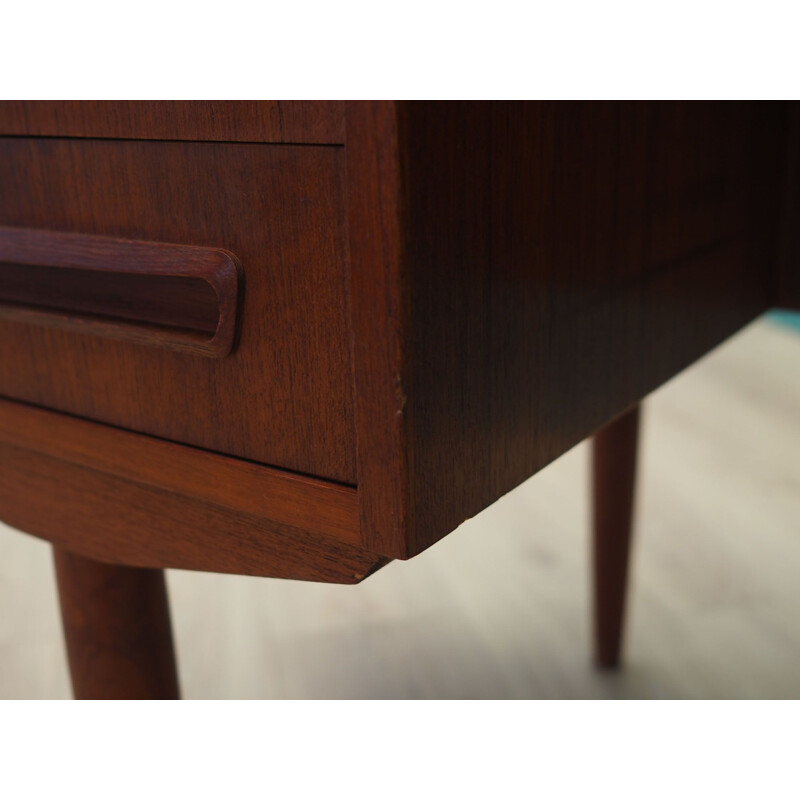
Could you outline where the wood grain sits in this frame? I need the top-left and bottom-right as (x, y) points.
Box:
(0, 101), (793, 576)
(0, 441), (385, 583)
(0, 397), (360, 546)
(345, 101), (411, 556)
(54, 547), (180, 700)
(0, 226), (241, 357)
(0, 138), (356, 483)
(0, 101), (344, 144)
(347, 101), (787, 558)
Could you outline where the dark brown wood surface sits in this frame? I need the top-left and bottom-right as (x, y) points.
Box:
(778, 103), (800, 309)
(0, 397), (383, 581)
(0, 101), (344, 144)
(1, 440), (385, 582)
(346, 101), (411, 556)
(54, 547), (180, 699)
(348, 101), (788, 559)
(0, 137), (356, 484)
(0, 101), (795, 579)
(592, 405), (640, 668)
(0, 226), (241, 357)
(0, 397), (360, 546)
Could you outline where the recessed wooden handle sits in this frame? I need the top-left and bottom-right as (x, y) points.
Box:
(0, 226), (241, 358)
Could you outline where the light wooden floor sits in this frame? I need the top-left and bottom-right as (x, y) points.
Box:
(1, 316), (799, 699)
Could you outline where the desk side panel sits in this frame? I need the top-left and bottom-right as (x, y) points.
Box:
(396, 101), (786, 557)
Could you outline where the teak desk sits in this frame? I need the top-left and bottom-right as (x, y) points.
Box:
(0, 101), (797, 698)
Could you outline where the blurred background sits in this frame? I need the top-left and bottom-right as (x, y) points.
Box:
(1, 312), (798, 699)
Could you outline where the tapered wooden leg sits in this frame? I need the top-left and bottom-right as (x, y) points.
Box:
(53, 548), (180, 699)
(592, 404), (641, 669)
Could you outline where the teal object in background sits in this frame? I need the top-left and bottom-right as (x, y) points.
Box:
(769, 310), (800, 335)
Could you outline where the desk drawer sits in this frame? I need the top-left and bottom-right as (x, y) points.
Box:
(0, 138), (356, 484)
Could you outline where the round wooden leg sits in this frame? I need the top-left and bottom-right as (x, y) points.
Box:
(592, 404), (641, 669)
(53, 547), (180, 699)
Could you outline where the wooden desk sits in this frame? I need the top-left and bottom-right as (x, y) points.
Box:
(0, 101), (796, 698)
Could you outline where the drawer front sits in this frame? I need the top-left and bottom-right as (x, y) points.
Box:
(0, 138), (356, 484)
